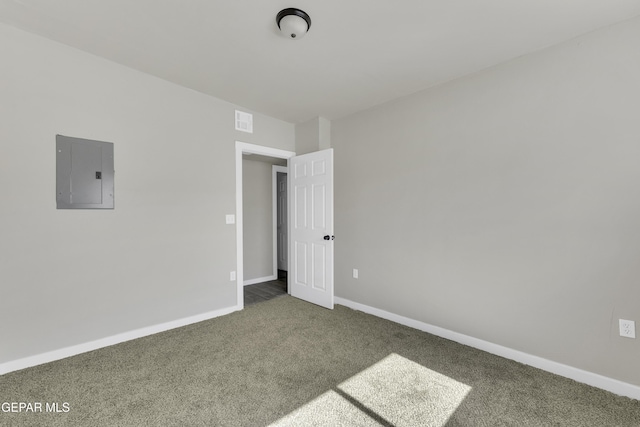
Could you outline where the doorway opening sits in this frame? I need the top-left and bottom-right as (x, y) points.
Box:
(235, 142), (295, 309)
(241, 156), (288, 306)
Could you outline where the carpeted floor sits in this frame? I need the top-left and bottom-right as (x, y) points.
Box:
(1, 296), (639, 426)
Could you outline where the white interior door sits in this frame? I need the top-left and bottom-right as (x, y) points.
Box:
(289, 149), (334, 309)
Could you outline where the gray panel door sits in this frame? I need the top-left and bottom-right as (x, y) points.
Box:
(277, 171), (288, 271)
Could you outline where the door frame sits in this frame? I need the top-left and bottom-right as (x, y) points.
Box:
(272, 165), (288, 287)
(235, 141), (295, 309)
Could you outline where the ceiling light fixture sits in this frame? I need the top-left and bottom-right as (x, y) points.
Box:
(276, 8), (311, 40)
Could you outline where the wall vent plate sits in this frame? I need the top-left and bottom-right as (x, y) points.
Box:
(235, 110), (253, 133)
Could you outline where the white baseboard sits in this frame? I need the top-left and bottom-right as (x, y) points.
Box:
(244, 275), (277, 286)
(335, 297), (640, 401)
(0, 305), (240, 376)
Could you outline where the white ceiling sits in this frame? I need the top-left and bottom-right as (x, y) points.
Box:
(1, 1), (640, 123)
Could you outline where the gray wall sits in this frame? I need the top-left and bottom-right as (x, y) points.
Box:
(243, 158), (275, 282)
(332, 16), (640, 386)
(295, 117), (331, 155)
(0, 23), (294, 364)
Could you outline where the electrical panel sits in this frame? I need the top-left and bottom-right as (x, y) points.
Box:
(56, 135), (114, 209)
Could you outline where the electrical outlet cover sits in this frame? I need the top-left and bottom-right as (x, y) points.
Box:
(619, 319), (636, 338)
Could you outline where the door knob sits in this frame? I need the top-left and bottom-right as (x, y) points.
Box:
(323, 235), (335, 240)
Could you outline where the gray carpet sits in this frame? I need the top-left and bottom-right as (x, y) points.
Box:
(1, 296), (639, 426)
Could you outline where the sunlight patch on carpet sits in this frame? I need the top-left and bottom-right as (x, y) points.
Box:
(269, 390), (381, 426)
(270, 353), (471, 427)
